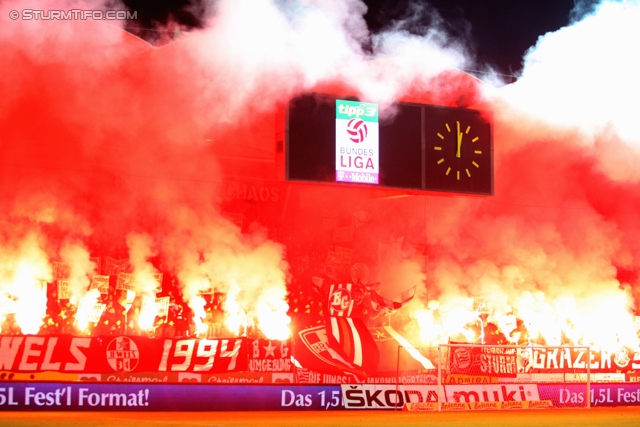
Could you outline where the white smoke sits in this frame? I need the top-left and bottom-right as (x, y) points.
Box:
(499, 0), (640, 181)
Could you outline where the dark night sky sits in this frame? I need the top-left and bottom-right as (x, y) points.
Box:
(120, 0), (581, 79)
(362, 0), (578, 77)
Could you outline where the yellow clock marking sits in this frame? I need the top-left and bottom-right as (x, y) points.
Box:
(456, 121), (462, 158)
(435, 122), (482, 180)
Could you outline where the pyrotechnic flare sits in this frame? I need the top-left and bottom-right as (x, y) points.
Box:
(75, 288), (102, 332)
(0, 233), (52, 334)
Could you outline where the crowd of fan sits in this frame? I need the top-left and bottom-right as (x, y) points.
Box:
(0, 276), (226, 338)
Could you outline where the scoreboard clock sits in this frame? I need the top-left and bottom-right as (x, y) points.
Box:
(424, 106), (492, 194)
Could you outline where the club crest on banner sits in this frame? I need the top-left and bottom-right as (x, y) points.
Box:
(614, 347), (630, 368)
(329, 283), (354, 317)
(106, 336), (140, 372)
(298, 325), (338, 368)
(451, 347), (473, 373)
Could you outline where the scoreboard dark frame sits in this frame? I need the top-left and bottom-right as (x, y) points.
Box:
(285, 92), (493, 196)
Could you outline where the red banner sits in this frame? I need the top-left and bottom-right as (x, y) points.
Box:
(519, 346), (640, 373)
(5, 334), (638, 379)
(247, 338), (293, 373)
(0, 335), (247, 374)
(449, 345), (518, 378)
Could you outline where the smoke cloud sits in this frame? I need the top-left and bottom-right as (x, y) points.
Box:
(1, 0), (639, 349)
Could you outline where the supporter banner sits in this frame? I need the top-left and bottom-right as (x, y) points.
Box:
(90, 275), (110, 295)
(57, 280), (71, 300)
(155, 297), (170, 317)
(326, 316), (380, 375)
(290, 315), (357, 376)
(446, 345), (640, 374)
(368, 373), (438, 385)
(52, 262), (70, 281)
(0, 383), (346, 411)
(538, 383), (640, 408)
(291, 315), (435, 379)
(327, 284), (354, 317)
(116, 273), (134, 291)
(82, 303), (106, 324)
(518, 346), (640, 373)
(151, 273), (163, 287)
(295, 368), (436, 385)
(295, 369), (358, 384)
(222, 181), (282, 204)
(248, 339), (293, 373)
(103, 258), (130, 276)
(0, 336), (247, 374)
(449, 345), (518, 378)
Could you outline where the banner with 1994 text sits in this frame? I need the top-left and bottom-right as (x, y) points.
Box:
(0, 336), (293, 375)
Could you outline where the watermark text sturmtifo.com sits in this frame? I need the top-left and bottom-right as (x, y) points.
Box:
(9, 9), (137, 21)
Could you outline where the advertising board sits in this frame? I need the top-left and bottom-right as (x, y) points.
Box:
(0, 383), (345, 411)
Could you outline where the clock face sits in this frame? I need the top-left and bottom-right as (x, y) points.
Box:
(424, 107), (492, 195)
(434, 120), (482, 180)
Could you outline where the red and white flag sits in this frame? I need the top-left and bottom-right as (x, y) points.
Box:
(326, 316), (380, 375)
(370, 286), (417, 312)
(328, 283), (355, 317)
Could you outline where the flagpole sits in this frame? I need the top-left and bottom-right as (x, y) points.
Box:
(395, 344), (400, 411)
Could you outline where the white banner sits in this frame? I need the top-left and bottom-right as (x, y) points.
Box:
(90, 275), (110, 295)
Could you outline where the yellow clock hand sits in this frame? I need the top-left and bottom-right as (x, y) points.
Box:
(456, 121), (462, 158)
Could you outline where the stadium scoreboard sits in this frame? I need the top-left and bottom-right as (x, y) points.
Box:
(286, 92), (493, 195)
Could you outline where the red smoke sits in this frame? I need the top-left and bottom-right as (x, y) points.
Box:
(1, 0), (640, 350)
